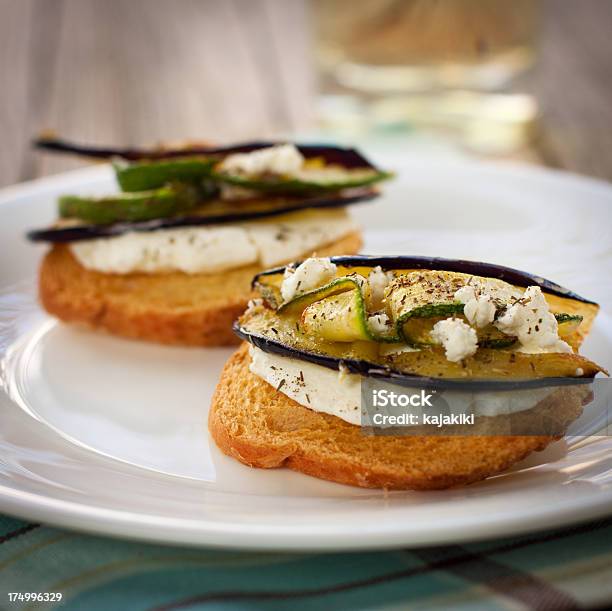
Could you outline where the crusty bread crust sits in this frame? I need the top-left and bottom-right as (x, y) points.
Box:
(39, 231), (362, 346)
(209, 343), (587, 490)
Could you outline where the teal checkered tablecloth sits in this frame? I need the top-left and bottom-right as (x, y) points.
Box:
(1, 515), (611, 610)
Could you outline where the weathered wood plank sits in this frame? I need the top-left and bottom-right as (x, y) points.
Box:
(263, 0), (315, 131)
(0, 0), (34, 185)
(23, 0), (311, 181)
(534, 0), (612, 179)
(2, 0), (612, 186)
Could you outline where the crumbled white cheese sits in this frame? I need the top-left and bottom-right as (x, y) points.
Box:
(368, 266), (394, 311)
(367, 312), (392, 335)
(280, 257), (337, 302)
(473, 278), (524, 303)
(454, 284), (496, 328)
(494, 286), (573, 354)
(70, 209), (355, 275)
(431, 317), (478, 362)
(219, 144), (304, 176)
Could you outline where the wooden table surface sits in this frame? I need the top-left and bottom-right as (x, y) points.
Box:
(1, 0), (611, 187)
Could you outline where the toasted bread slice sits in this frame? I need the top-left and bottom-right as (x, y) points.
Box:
(39, 231), (362, 346)
(209, 343), (588, 490)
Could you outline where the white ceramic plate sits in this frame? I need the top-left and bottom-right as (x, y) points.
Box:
(1, 152), (611, 551)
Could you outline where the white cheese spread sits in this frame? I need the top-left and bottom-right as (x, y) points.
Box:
(280, 257), (337, 302)
(247, 211), (356, 268)
(219, 144), (304, 176)
(431, 318), (478, 362)
(70, 209), (356, 275)
(248, 345), (556, 427)
(447, 386), (555, 418)
(248, 345), (362, 425)
(71, 226), (258, 275)
(494, 285), (572, 354)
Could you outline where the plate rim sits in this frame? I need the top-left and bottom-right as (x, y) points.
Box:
(2, 464), (612, 550)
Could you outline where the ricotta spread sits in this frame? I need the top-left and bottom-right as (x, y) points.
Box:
(247, 211), (356, 268)
(248, 345), (555, 427)
(248, 345), (362, 425)
(431, 318), (478, 362)
(71, 226), (257, 275)
(280, 257), (337, 302)
(70, 209), (357, 275)
(494, 285), (573, 354)
(219, 144), (304, 176)
(448, 386), (555, 418)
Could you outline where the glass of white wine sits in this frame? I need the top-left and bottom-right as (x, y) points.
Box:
(312, 0), (541, 153)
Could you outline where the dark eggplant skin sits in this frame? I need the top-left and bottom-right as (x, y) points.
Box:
(27, 189), (377, 243)
(253, 255), (597, 305)
(234, 322), (594, 392)
(34, 136), (379, 169)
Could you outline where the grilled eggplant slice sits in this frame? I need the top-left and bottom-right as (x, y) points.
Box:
(255, 260), (591, 350)
(34, 136), (383, 168)
(28, 189), (376, 243)
(29, 139), (389, 242)
(236, 304), (604, 388)
(237, 256), (605, 388)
